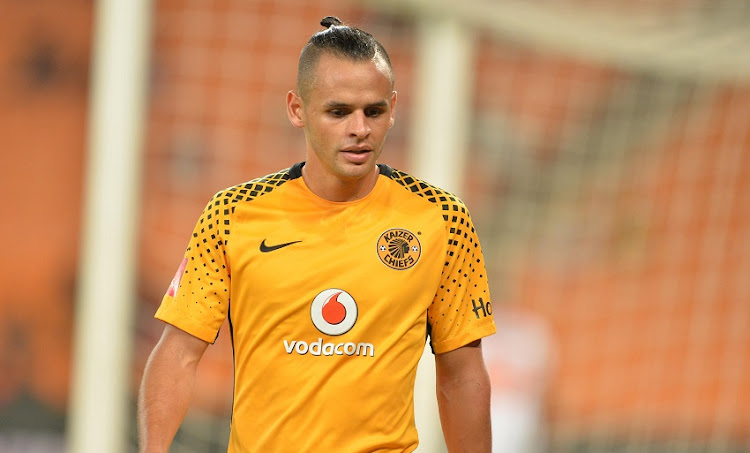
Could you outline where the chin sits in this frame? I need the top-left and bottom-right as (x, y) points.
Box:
(337, 162), (376, 180)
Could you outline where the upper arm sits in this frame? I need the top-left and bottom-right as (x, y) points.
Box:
(425, 194), (496, 354)
(155, 191), (233, 344)
(434, 339), (489, 383)
(434, 339), (492, 452)
(149, 323), (210, 369)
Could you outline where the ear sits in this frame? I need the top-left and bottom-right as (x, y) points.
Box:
(286, 90), (305, 128)
(389, 90), (397, 128)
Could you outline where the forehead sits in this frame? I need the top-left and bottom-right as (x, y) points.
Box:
(306, 53), (393, 103)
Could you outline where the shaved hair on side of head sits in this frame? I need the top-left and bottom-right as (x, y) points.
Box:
(296, 16), (394, 99)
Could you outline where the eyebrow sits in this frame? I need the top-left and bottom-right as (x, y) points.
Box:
(324, 100), (389, 109)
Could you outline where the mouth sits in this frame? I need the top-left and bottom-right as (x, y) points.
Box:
(340, 146), (373, 164)
(341, 146), (373, 154)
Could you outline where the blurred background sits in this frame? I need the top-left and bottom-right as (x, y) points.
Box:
(1, 0), (749, 452)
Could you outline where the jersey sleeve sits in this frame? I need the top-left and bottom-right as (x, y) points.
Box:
(155, 191), (232, 343)
(428, 198), (496, 354)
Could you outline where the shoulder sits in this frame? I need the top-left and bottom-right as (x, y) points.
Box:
(378, 164), (470, 221)
(209, 163), (302, 207)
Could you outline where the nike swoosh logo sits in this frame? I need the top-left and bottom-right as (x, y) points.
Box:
(260, 239), (302, 253)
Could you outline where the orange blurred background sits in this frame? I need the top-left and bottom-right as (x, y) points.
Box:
(1, 1), (748, 452)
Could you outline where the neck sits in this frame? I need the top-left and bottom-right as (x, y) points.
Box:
(301, 163), (379, 202)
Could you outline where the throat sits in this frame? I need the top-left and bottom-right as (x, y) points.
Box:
(301, 163), (380, 202)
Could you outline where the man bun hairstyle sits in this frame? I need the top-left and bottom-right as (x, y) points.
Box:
(296, 16), (394, 99)
(320, 16), (343, 28)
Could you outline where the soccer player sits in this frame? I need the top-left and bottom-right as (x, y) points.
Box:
(138, 16), (496, 453)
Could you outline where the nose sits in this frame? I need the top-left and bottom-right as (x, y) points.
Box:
(349, 111), (371, 139)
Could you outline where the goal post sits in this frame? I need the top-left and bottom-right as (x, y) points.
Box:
(68, 1), (151, 452)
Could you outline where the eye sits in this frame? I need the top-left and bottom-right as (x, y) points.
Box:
(365, 108), (384, 117)
(329, 109), (349, 118)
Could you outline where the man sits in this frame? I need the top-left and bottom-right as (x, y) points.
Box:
(138, 16), (495, 453)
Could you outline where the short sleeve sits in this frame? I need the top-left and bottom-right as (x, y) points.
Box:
(155, 191), (232, 343)
(427, 199), (496, 354)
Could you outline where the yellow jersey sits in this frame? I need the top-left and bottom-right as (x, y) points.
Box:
(156, 163), (496, 452)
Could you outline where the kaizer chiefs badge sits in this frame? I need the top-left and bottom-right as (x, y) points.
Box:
(377, 228), (421, 270)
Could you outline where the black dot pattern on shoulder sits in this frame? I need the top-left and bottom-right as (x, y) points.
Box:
(166, 167), (294, 331)
(384, 168), (493, 351)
